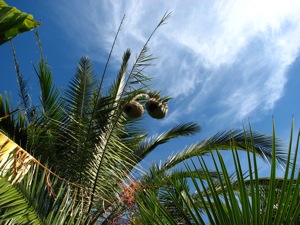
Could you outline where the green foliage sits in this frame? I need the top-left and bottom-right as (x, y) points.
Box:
(134, 122), (300, 224)
(0, 0), (40, 45)
(0, 92), (26, 147)
(1, 8), (298, 225)
(0, 131), (89, 225)
(0, 165), (88, 225)
(0, 177), (42, 225)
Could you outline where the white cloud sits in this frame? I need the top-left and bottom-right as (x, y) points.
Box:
(53, 0), (300, 128)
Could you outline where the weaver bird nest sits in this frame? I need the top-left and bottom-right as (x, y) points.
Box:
(145, 98), (168, 119)
(123, 93), (168, 119)
(123, 101), (144, 118)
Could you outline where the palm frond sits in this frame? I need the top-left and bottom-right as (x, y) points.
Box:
(161, 129), (286, 172)
(134, 121), (300, 224)
(85, 14), (126, 147)
(0, 166), (90, 225)
(64, 57), (96, 118)
(26, 33), (66, 164)
(99, 15), (126, 92)
(0, 177), (42, 224)
(62, 56), (97, 180)
(108, 49), (131, 105)
(0, 93), (27, 148)
(0, 131), (92, 225)
(134, 122), (201, 162)
(33, 60), (61, 119)
(10, 41), (31, 114)
(31, 30), (64, 126)
(122, 11), (171, 97)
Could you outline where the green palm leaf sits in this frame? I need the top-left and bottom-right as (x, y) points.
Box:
(133, 122), (201, 162)
(28, 33), (65, 164)
(161, 129), (286, 172)
(0, 168), (89, 225)
(0, 177), (42, 224)
(61, 56), (98, 182)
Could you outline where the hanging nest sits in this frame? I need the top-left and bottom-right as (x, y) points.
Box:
(123, 101), (144, 118)
(145, 98), (168, 119)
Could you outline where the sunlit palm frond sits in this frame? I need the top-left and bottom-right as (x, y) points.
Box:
(109, 49), (131, 103)
(0, 131), (90, 225)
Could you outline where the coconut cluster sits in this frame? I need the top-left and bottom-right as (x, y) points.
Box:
(123, 97), (168, 119)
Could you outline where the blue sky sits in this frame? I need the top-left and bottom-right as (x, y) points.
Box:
(1, 0), (300, 171)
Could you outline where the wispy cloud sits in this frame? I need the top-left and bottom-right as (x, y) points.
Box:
(53, 0), (300, 129)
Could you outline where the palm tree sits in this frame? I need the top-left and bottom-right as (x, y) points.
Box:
(0, 6), (295, 224)
(0, 12), (199, 224)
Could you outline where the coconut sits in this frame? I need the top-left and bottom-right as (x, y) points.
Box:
(145, 98), (168, 119)
(123, 101), (144, 118)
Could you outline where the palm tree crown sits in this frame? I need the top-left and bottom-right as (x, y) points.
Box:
(1, 3), (299, 224)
